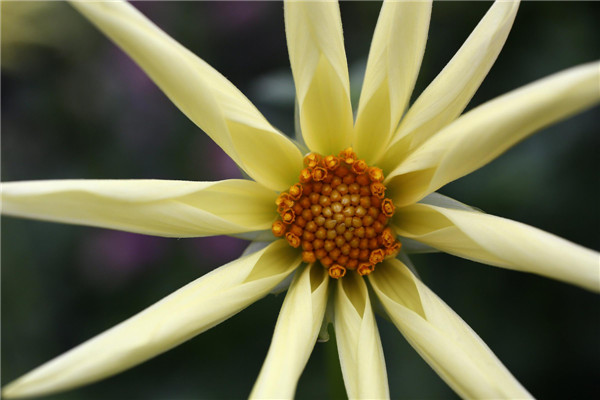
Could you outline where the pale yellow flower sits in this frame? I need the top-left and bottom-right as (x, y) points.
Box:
(2, 1), (599, 399)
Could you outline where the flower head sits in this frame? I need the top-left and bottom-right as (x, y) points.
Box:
(2, 1), (599, 399)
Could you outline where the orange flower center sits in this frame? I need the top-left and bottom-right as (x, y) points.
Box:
(272, 148), (402, 279)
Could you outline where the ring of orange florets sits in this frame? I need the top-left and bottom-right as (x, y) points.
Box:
(272, 148), (401, 279)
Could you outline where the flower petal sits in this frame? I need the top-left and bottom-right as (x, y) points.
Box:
(393, 203), (600, 292)
(370, 259), (532, 399)
(386, 62), (600, 207)
(1, 179), (276, 237)
(334, 273), (389, 399)
(1, 240), (301, 398)
(284, 0), (353, 154)
(250, 263), (329, 399)
(70, 1), (302, 191)
(353, 0), (432, 163)
(379, 0), (519, 172)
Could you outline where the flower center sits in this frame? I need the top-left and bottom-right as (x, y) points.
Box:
(272, 148), (401, 279)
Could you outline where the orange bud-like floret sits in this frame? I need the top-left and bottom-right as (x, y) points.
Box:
(281, 209), (295, 224)
(352, 159), (368, 174)
(368, 167), (384, 182)
(302, 251), (317, 263)
(385, 241), (401, 256)
(312, 167), (327, 181)
(329, 264), (347, 279)
(323, 155), (340, 170)
(285, 232), (301, 248)
(288, 183), (303, 200)
(381, 227), (396, 248)
(272, 220), (287, 237)
(369, 248), (385, 265)
(357, 262), (374, 276)
(370, 182), (386, 198)
(304, 153), (321, 169)
(339, 148), (357, 164)
(299, 168), (312, 183)
(381, 199), (395, 217)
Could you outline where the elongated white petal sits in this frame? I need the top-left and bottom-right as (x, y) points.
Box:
(2, 240), (301, 399)
(1, 179), (276, 237)
(250, 263), (329, 399)
(380, 1), (519, 172)
(370, 259), (532, 399)
(394, 204), (600, 292)
(284, 0), (353, 154)
(334, 273), (389, 399)
(70, 1), (302, 191)
(353, 0), (431, 163)
(387, 62), (600, 207)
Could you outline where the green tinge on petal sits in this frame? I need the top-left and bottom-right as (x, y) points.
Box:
(1, 179), (277, 237)
(370, 259), (533, 399)
(284, 0), (353, 155)
(379, 0), (519, 172)
(386, 62), (600, 207)
(70, 1), (302, 191)
(394, 204), (600, 292)
(353, 0), (432, 164)
(250, 263), (329, 399)
(2, 240), (302, 399)
(334, 273), (389, 399)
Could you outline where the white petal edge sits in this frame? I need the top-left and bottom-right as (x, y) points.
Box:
(353, 0), (432, 163)
(393, 203), (600, 292)
(70, 0), (302, 191)
(2, 240), (302, 398)
(370, 258), (533, 399)
(386, 62), (600, 207)
(334, 273), (389, 399)
(1, 179), (277, 237)
(250, 263), (329, 399)
(284, 0), (354, 155)
(379, 0), (519, 172)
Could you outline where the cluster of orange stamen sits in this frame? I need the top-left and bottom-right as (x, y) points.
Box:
(272, 148), (401, 279)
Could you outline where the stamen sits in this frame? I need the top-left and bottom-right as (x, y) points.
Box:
(272, 148), (401, 278)
(328, 264), (346, 279)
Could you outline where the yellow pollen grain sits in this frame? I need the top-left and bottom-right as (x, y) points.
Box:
(272, 147), (401, 279)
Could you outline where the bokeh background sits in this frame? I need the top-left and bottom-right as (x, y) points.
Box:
(2, 1), (599, 399)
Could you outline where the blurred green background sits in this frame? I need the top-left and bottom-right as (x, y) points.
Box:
(2, 1), (599, 399)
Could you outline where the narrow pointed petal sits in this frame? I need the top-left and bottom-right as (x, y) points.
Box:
(334, 273), (389, 399)
(353, 0), (432, 163)
(394, 204), (600, 292)
(70, 1), (302, 191)
(370, 259), (532, 399)
(284, 0), (353, 154)
(380, 1), (519, 172)
(386, 62), (600, 207)
(250, 263), (329, 399)
(1, 179), (276, 237)
(2, 240), (301, 399)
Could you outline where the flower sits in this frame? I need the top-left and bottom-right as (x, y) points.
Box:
(2, 0), (599, 399)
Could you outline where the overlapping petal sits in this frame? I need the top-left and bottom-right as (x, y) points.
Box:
(284, 0), (353, 155)
(353, 0), (431, 163)
(393, 203), (600, 291)
(370, 259), (532, 399)
(250, 263), (329, 399)
(2, 240), (302, 398)
(386, 62), (600, 207)
(379, 0), (519, 172)
(1, 179), (277, 237)
(70, 1), (302, 191)
(334, 273), (389, 399)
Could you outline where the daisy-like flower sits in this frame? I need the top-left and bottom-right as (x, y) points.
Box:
(2, 1), (599, 398)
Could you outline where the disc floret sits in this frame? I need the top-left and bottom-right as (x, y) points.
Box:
(272, 148), (401, 278)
